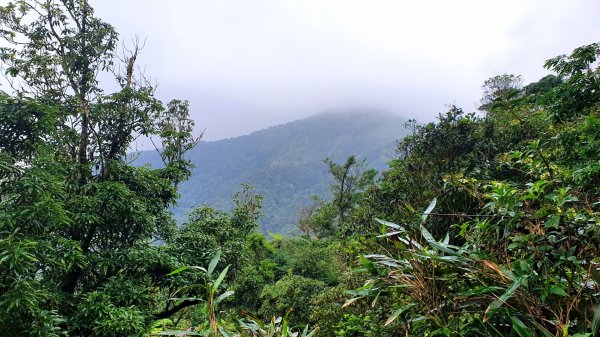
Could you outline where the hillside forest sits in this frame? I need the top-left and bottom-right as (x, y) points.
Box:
(0, 2), (599, 337)
(137, 109), (409, 234)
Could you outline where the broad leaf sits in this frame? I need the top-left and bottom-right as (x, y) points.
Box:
(213, 265), (230, 290)
(216, 290), (234, 304)
(208, 250), (222, 275)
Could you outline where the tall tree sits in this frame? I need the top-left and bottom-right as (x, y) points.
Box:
(324, 156), (376, 233)
(479, 73), (523, 112)
(0, 1), (199, 336)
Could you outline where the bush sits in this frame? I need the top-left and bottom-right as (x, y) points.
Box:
(259, 275), (326, 325)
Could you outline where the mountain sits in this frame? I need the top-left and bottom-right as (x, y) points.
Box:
(137, 109), (409, 233)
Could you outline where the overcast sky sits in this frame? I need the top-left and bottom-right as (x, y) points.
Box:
(92, 0), (600, 141)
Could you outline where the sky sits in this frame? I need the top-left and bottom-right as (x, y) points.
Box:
(92, 0), (600, 141)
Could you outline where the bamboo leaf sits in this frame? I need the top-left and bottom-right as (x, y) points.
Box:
(359, 255), (378, 275)
(166, 265), (207, 276)
(511, 316), (533, 337)
(377, 231), (405, 238)
(342, 298), (359, 308)
(484, 276), (527, 321)
(422, 197), (437, 221)
(529, 320), (556, 337)
(219, 326), (232, 337)
(442, 232), (450, 245)
(375, 218), (405, 230)
(168, 297), (203, 301)
(419, 224), (437, 245)
(385, 304), (415, 326)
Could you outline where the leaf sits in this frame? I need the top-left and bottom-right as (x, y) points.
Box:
(359, 255), (378, 275)
(342, 298), (359, 308)
(592, 304), (600, 337)
(484, 276), (527, 322)
(419, 224), (437, 244)
(549, 285), (567, 297)
(282, 315), (289, 337)
(483, 260), (511, 281)
(168, 297), (204, 302)
(459, 285), (504, 297)
(166, 265), (207, 276)
(428, 240), (459, 255)
(529, 320), (554, 337)
(385, 303), (415, 326)
(303, 326), (320, 337)
(219, 326), (233, 337)
(422, 197), (437, 221)
(213, 265), (230, 290)
(377, 231), (405, 238)
(590, 259), (600, 284)
(216, 290), (234, 304)
(544, 215), (560, 228)
(208, 250), (221, 275)
(152, 330), (201, 335)
(375, 218), (405, 230)
(417, 225), (459, 255)
(511, 316), (533, 337)
(166, 266), (190, 276)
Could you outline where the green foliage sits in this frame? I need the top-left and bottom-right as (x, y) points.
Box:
(165, 250), (235, 337)
(296, 196), (337, 239)
(341, 42), (600, 337)
(543, 43), (600, 122)
(334, 314), (380, 337)
(153, 99), (201, 185)
(480, 73), (523, 110)
(0, 1), (200, 336)
(272, 238), (341, 285)
(324, 155), (377, 235)
(171, 185), (262, 278)
(259, 275), (326, 326)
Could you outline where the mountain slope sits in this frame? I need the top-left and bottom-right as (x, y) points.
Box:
(139, 110), (409, 233)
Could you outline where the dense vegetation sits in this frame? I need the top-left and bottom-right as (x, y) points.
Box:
(0, 1), (598, 337)
(137, 109), (408, 233)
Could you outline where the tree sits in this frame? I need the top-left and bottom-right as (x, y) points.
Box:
(479, 73), (523, 112)
(259, 275), (326, 326)
(170, 185), (263, 279)
(296, 195), (336, 239)
(324, 156), (376, 231)
(0, 1), (199, 336)
(543, 42), (600, 122)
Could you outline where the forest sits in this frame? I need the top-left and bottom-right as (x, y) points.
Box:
(0, 1), (598, 337)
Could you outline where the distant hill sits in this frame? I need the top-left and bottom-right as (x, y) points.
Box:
(137, 109), (409, 233)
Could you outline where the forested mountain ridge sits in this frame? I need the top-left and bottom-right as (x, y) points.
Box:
(138, 109), (409, 232)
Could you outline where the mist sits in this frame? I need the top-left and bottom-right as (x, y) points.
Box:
(92, 0), (600, 141)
